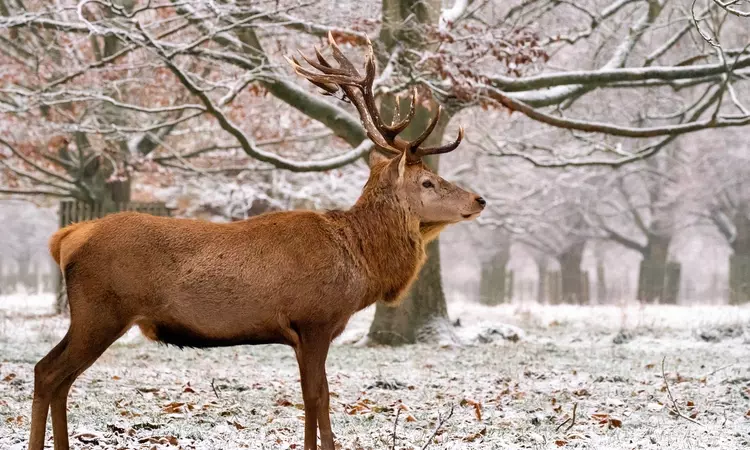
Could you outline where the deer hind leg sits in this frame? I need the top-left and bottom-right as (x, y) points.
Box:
(28, 331), (70, 450)
(295, 330), (333, 450)
(49, 324), (126, 450)
(29, 298), (127, 450)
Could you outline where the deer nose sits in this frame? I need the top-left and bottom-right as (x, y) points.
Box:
(475, 196), (486, 208)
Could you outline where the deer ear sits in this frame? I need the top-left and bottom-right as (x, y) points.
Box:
(384, 152), (407, 184)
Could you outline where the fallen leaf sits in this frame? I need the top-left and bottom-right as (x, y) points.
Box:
(230, 420), (246, 430)
(276, 398), (294, 407)
(461, 399), (483, 421)
(462, 427), (486, 442)
(137, 387), (160, 394)
(73, 432), (102, 444)
(573, 388), (590, 397)
(2, 373), (16, 383)
(555, 440), (568, 447)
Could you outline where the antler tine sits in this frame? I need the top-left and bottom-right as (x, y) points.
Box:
(415, 126), (464, 157)
(327, 31), (358, 73)
(407, 105), (442, 154)
(358, 49), (389, 137)
(287, 57), (363, 87)
(382, 88), (417, 140)
(298, 49), (351, 76)
(286, 56), (340, 95)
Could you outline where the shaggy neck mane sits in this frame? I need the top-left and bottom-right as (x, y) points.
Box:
(328, 163), (426, 307)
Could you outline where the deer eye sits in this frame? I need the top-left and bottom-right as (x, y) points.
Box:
(422, 180), (434, 189)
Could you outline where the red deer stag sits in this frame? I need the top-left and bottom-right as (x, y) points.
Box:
(29, 33), (485, 450)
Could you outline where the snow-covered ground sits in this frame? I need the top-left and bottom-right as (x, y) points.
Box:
(1, 294), (749, 449)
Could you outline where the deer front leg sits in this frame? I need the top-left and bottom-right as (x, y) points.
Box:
(296, 331), (334, 450)
(317, 369), (334, 447)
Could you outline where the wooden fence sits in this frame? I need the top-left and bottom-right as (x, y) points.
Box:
(59, 200), (172, 228)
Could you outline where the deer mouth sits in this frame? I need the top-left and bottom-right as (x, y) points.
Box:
(461, 212), (480, 220)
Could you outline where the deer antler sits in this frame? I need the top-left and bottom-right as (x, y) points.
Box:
(287, 32), (463, 164)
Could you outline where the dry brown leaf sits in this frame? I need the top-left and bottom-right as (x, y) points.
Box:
(161, 402), (187, 414)
(462, 427), (487, 442)
(74, 432), (102, 444)
(405, 415), (416, 422)
(137, 387), (160, 394)
(573, 389), (590, 397)
(2, 373), (16, 383)
(5, 416), (23, 425)
(230, 420), (246, 430)
(555, 440), (568, 447)
(461, 399), (483, 421)
(276, 398), (294, 407)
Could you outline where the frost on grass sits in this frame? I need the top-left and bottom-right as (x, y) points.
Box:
(1, 294), (749, 449)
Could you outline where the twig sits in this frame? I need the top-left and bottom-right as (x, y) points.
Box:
(565, 403), (578, 433)
(421, 406), (455, 450)
(211, 378), (221, 399)
(661, 357), (703, 427)
(391, 406), (401, 450)
(555, 402), (578, 432)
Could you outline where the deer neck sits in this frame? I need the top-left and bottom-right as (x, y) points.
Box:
(340, 193), (426, 306)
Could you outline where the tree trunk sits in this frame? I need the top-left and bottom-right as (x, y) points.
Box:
(17, 253), (34, 292)
(730, 207), (750, 304)
(637, 234), (672, 303)
(368, 239), (455, 345)
(558, 241), (586, 304)
(596, 261), (607, 304)
(536, 257), (548, 304)
(0, 257), (4, 295)
(367, 95), (455, 345)
(479, 245), (511, 305)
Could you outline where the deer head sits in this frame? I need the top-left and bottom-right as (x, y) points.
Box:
(288, 33), (486, 225)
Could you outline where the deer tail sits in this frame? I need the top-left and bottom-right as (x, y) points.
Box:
(49, 223), (84, 266)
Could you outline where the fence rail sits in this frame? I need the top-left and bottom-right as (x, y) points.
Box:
(58, 200), (173, 228)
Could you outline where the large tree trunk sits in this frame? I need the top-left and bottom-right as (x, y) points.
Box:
(730, 207), (750, 304)
(479, 252), (510, 305)
(368, 0), (450, 343)
(637, 234), (673, 303)
(559, 241), (586, 304)
(479, 235), (511, 305)
(367, 239), (456, 345)
(536, 256), (548, 304)
(367, 92), (456, 345)
(596, 261), (607, 304)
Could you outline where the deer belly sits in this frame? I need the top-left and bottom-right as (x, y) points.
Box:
(135, 312), (286, 349)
